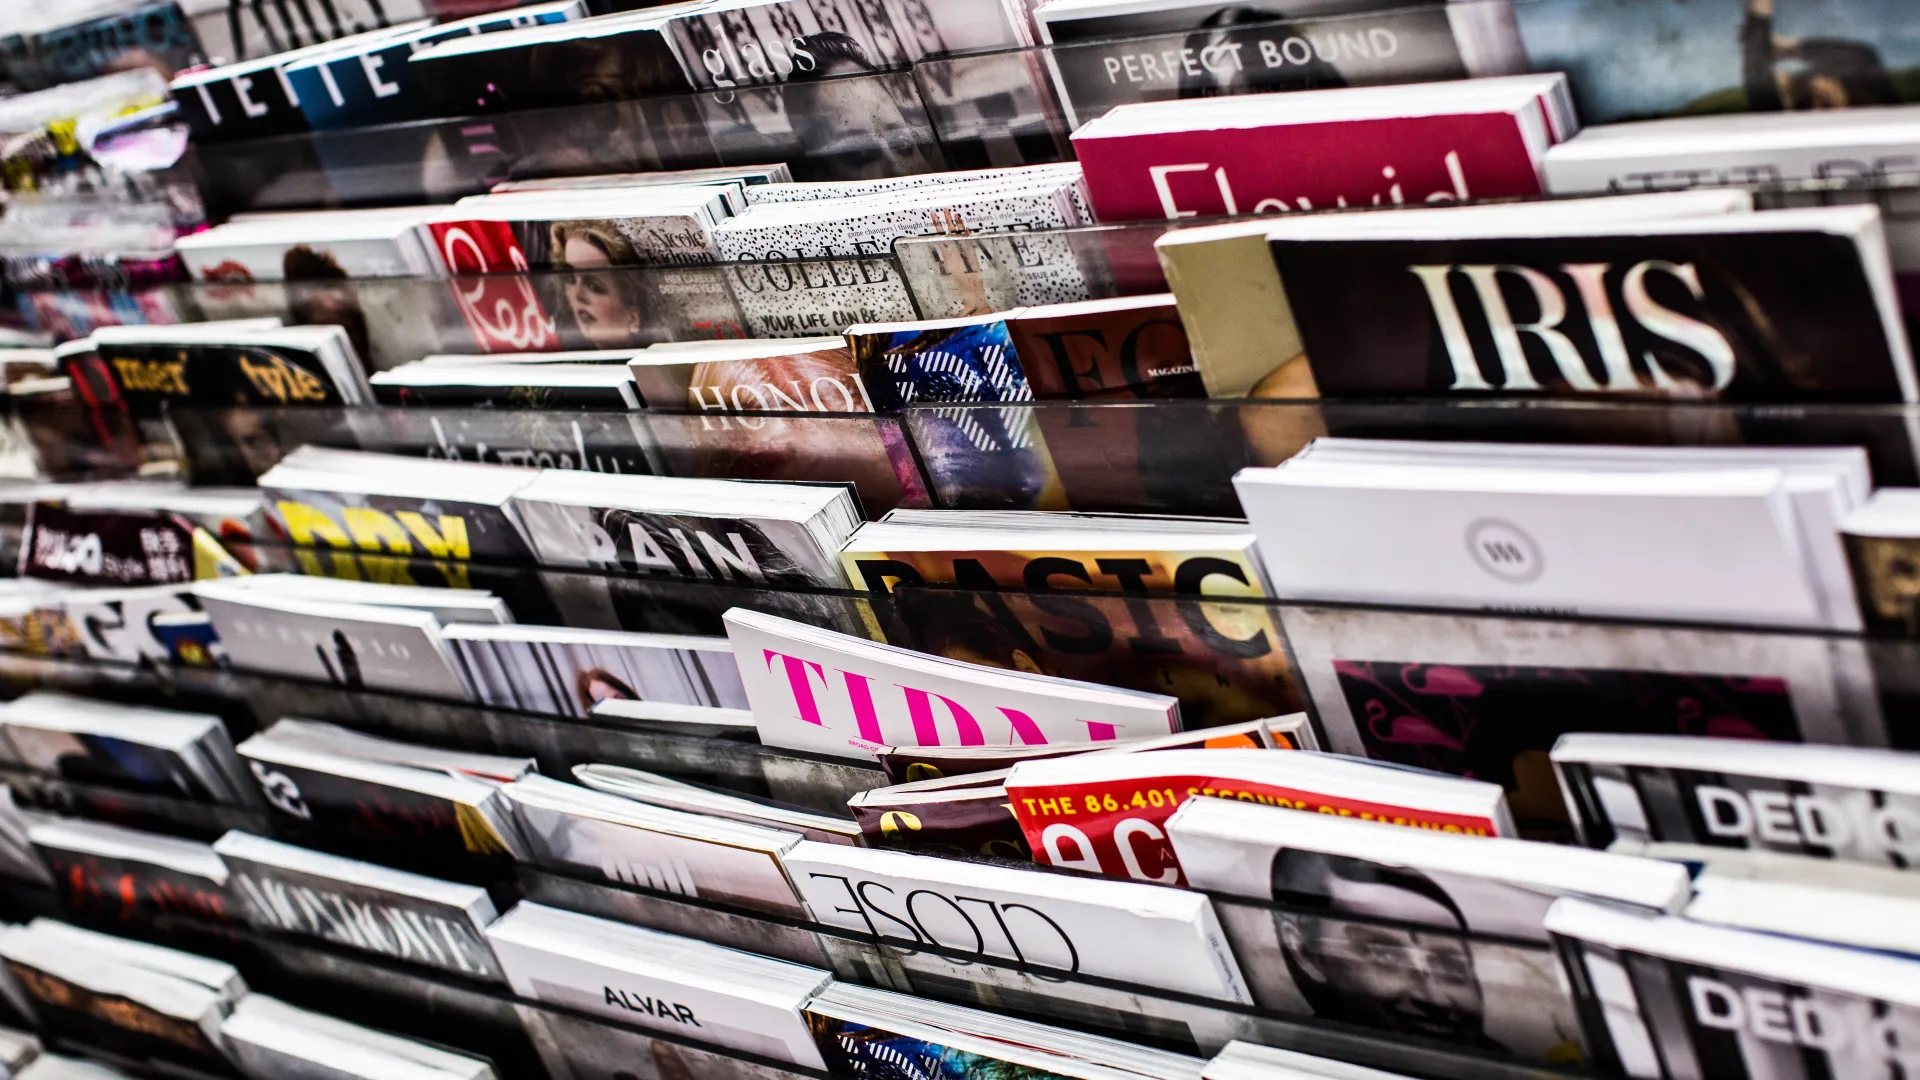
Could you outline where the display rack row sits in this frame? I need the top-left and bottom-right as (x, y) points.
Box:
(172, 0), (1552, 216)
(19, 159), (1920, 348)
(7, 555), (1918, 829)
(0, 652), (1577, 1080)
(85, 397), (1920, 518)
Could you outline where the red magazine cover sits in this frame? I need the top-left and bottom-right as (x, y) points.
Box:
(1073, 112), (1548, 223)
(428, 220), (563, 353)
(1007, 751), (1509, 886)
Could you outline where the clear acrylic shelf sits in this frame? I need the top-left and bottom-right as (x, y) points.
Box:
(144, 399), (1920, 517)
(3, 552), (1918, 844)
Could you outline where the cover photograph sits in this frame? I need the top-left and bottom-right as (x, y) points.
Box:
(1204, 849), (1587, 1063)
(445, 623), (750, 717)
(867, 584), (1304, 731)
(1278, 605), (1879, 840)
(1513, 0), (1920, 124)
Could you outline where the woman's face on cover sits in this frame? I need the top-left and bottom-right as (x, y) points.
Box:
(563, 239), (640, 348)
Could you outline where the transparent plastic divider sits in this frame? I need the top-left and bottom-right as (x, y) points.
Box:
(516, 867), (1582, 1080)
(900, 399), (1920, 514)
(177, 255), (909, 373)
(0, 764), (271, 842)
(168, 402), (931, 518)
(13, 544), (1918, 839)
(44, 394), (1920, 517)
(915, 2), (1527, 156)
(187, 70), (949, 216)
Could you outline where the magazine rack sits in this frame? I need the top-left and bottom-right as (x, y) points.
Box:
(7, 545), (1918, 812)
(170, 0), (1537, 217)
(0, 593), (1915, 1078)
(0, 876), (832, 1080)
(0, 658), (1582, 1080)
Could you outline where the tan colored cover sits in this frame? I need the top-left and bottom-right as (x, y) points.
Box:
(1155, 221), (1316, 399)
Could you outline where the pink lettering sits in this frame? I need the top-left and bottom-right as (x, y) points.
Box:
(764, 650), (829, 727)
(1002, 708), (1049, 747)
(841, 670), (885, 745)
(902, 687), (986, 747)
(1081, 720), (1120, 742)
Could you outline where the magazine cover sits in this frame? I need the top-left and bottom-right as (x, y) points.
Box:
(424, 221), (566, 354)
(515, 501), (848, 587)
(809, 1013), (1092, 1080)
(1279, 605), (1882, 840)
(637, 412), (932, 519)
(1041, 3), (1483, 128)
(344, 409), (656, 479)
(261, 486), (538, 565)
(1207, 853), (1587, 1063)
(237, 751), (518, 856)
(18, 2), (205, 89)
(448, 626), (749, 717)
(506, 778), (809, 917)
(847, 774), (1028, 859)
(195, 586), (474, 699)
(869, 586), (1303, 731)
(1514, 0), (1920, 124)
(1552, 735), (1920, 870)
(726, 609), (1184, 760)
(518, 1004), (816, 1080)
(216, 832), (505, 982)
(782, 841), (1251, 1002)
(1548, 897), (1920, 1080)
(724, 260), (921, 339)
(1275, 227), (1915, 403)
(32, 825), (235, 927)
(664, 0), (913, 90)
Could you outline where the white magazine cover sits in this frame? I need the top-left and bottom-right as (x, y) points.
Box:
(485, 902), (832, 1068)
(1234, 458), (1827, 629)
(222, 995), (497, 1080)
(444, 623), (747, 718)
(503, 775), (809, 918)
(780, 840), (1250, 1003)
(195, 579), (471, 699)
(725, 608), (1180, 760)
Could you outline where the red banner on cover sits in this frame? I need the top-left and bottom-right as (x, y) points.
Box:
(1008, 772), (1500, 886)
(429, 220), (562, 354)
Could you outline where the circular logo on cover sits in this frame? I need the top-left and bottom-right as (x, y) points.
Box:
(1466, 519), (1543, 584)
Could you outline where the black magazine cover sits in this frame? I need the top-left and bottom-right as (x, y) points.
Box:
(239, 753), (515, 855)
(33, 839), (236, 927)
(412, 19), (695, 116)
(1275, 230), (1914, 402)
